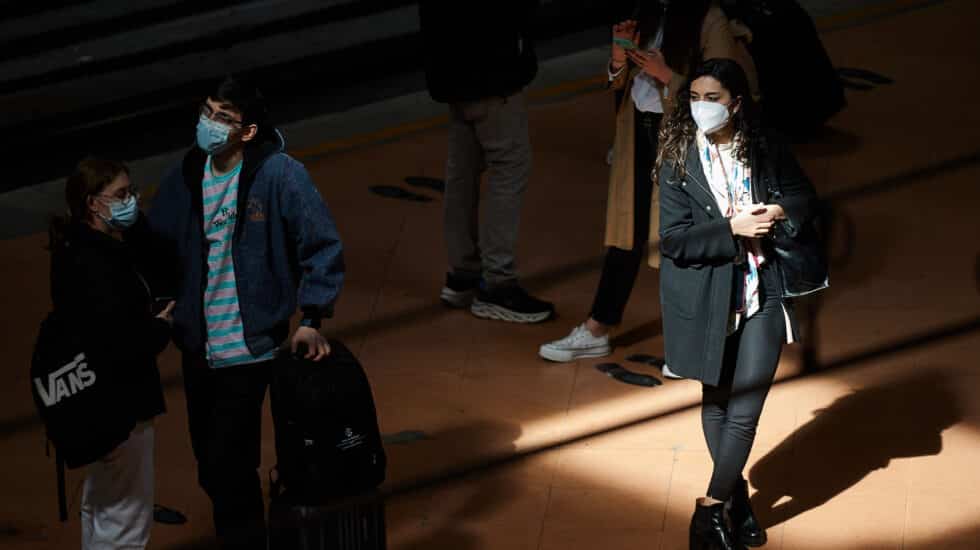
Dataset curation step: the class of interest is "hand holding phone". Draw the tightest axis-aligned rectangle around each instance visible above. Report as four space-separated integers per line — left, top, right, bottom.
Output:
612 20 639 63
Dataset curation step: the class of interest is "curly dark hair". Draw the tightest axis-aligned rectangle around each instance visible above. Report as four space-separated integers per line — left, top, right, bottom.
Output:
654 57 761 181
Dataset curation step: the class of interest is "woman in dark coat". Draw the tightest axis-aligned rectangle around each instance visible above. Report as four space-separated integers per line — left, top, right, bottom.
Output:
655 58 822 549
540 0 759 373
49 158 174 549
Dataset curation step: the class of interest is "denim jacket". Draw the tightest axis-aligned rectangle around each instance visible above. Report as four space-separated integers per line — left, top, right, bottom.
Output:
148 130 344 358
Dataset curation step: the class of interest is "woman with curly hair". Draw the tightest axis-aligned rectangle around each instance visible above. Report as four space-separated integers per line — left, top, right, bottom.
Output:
540 0 758 370
656 57 822 549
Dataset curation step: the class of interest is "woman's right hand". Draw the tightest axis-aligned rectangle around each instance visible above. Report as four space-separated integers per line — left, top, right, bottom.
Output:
612 20 638 67
155 301 176 325
730 206 774 238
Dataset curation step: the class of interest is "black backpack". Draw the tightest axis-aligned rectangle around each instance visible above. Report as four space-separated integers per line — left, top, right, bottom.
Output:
30 311 132 469
270 340 387 504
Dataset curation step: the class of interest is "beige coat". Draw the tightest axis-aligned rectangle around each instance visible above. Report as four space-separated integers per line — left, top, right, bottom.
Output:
604 4 759 268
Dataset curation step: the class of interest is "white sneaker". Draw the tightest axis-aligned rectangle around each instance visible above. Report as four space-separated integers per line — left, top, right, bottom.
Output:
662 364 684 380
539 324 612 363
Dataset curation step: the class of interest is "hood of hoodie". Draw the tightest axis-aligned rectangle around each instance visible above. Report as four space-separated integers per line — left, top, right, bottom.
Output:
181 128 286 194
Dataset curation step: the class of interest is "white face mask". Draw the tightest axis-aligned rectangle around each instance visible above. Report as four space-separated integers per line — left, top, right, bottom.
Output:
690 100 731 135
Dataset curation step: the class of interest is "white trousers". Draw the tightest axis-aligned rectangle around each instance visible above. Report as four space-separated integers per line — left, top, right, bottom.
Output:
80 421 154 550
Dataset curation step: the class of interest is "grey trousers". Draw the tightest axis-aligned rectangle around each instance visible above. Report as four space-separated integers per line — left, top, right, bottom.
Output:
444 91 531 289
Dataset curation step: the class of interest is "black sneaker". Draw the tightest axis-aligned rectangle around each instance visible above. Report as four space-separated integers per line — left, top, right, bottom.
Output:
440 272 480 308
471 285 554 323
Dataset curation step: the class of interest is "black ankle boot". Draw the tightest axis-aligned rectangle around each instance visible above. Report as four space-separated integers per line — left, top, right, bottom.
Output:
689 500 743 550
730 479 767 547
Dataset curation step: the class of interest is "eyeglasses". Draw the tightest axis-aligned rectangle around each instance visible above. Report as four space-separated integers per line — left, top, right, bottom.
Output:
200 103 243 128
97 187 140 202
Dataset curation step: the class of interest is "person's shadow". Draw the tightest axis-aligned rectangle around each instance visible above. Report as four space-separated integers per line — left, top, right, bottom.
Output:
748 368 962 527
387 420 523 550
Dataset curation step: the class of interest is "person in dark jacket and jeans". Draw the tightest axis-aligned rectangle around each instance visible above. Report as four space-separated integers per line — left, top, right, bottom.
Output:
419 0 554 323
655 59 820 549
49 158 174 549
148 76 344 548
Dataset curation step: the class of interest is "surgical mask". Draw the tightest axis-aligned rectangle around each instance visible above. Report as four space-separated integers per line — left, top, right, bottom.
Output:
196 115 233 154
690 100 731 135
98 195 139 230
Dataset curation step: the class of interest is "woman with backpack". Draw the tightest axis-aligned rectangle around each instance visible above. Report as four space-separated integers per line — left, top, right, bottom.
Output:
539 0 758 370
656 58 825 548
47 158 173 549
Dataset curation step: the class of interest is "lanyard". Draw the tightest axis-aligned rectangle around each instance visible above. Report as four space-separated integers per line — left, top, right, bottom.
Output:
714 145 735 217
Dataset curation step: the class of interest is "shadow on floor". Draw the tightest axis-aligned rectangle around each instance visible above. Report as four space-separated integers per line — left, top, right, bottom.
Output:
0 254 607 442
825 149 980 203
611 318 663 349
794 125 863 158
749 367 963 528
386 420 523 550
919 521 980 549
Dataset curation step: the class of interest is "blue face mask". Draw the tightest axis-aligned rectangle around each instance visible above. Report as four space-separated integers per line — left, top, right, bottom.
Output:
196 115 233 154
99 195 139 230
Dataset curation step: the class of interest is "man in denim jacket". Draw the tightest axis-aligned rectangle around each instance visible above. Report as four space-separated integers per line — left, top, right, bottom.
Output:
148 75 343 548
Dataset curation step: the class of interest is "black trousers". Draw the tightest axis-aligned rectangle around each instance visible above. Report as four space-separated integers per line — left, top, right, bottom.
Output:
183 355 278 550
701 285 786 501
590 109 662 326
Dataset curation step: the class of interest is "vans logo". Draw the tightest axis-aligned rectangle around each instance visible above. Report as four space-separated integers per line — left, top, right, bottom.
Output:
34 353 96 407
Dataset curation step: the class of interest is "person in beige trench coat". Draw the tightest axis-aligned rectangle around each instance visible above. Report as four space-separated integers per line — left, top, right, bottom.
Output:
539 0 758 367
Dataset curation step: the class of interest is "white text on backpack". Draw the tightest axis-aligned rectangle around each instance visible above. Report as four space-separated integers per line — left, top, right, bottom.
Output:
34 353 96 407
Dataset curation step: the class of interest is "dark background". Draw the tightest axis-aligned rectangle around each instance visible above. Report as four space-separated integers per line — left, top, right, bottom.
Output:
0 0 638 192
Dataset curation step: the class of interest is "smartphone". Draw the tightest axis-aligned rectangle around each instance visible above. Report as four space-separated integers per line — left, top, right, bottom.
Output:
613 37 637 50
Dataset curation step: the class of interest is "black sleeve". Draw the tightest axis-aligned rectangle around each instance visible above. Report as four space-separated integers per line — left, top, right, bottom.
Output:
658 165 740 265
128 213 177 299
71 253 171 360
769 138 819 238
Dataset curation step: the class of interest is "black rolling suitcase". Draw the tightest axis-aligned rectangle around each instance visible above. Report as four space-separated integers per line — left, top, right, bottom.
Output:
268 339 387 549
268 488 386 550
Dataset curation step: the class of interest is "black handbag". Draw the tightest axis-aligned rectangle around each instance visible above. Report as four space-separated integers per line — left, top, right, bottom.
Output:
770 211 830 298
755 133 830 298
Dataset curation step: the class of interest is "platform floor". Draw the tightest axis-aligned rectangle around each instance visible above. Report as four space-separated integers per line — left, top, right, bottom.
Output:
1 1 978 548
